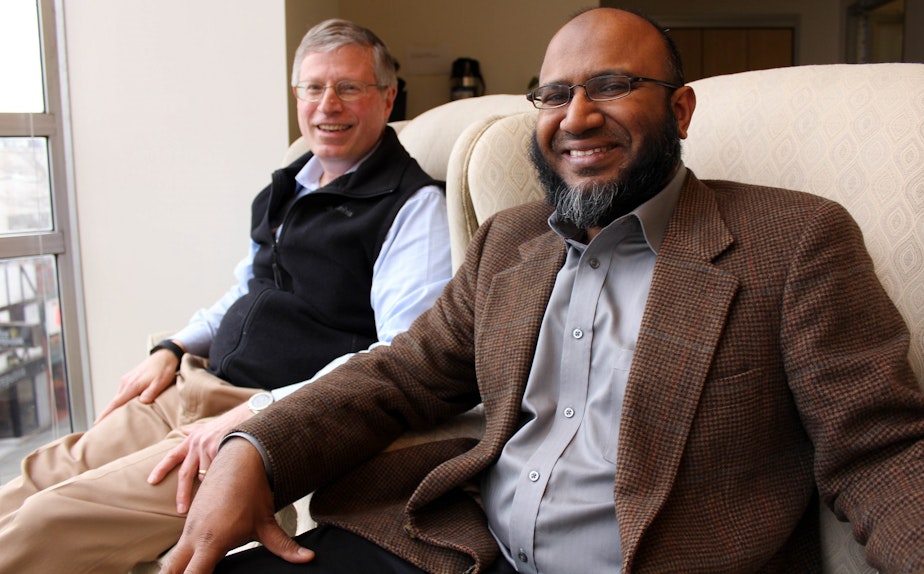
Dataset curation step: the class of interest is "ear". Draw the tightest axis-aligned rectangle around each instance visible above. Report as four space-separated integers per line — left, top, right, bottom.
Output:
382 85 398 120
671 86 696 139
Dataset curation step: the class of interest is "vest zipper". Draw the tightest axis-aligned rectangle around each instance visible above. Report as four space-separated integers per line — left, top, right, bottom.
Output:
272 239 283 288
272 192 299 289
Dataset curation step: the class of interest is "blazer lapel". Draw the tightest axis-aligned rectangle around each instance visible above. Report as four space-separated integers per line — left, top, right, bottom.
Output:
615 175 740 569
409 228 566 512
476 230 566 435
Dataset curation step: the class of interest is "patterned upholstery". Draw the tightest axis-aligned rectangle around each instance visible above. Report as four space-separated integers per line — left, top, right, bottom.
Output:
444 64 924 574
446 107 541 269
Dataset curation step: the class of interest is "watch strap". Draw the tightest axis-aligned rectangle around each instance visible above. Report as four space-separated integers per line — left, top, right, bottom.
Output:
150 339 184 366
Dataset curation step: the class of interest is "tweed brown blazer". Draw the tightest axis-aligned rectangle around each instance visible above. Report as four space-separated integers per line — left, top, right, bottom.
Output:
238 171 924 574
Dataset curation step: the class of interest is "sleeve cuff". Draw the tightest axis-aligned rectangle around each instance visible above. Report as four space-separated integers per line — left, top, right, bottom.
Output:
221 431 274 489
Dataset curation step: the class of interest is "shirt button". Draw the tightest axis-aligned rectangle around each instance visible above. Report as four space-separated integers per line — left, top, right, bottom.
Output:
588 258 600 269
563 407 575 418
572 328 583 339
518 550 529 563
528 470 540 482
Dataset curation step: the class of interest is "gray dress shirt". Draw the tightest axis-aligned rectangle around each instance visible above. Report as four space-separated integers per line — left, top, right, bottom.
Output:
481 166 685 573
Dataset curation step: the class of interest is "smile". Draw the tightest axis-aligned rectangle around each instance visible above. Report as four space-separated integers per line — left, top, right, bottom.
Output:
317 124 351 132
568 147 609 157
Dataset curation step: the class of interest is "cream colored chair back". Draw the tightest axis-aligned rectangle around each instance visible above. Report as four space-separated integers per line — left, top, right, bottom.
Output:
445 64 924 574
446 110 540 269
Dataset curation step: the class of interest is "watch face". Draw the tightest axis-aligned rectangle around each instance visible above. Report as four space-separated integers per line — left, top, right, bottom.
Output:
250 392 273 411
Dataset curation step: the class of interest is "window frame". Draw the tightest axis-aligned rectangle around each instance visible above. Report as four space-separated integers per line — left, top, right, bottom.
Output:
0 0 91 431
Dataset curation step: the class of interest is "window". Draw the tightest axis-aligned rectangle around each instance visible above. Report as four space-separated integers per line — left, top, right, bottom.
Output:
0 0 89 482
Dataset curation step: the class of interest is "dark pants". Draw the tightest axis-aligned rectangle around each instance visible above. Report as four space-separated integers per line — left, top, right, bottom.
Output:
215 525 517 574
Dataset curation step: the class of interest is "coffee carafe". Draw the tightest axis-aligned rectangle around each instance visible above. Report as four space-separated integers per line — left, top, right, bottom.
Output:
450 57 485 100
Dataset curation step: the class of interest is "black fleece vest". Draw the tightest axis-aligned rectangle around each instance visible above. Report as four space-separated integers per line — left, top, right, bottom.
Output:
208 127 441 389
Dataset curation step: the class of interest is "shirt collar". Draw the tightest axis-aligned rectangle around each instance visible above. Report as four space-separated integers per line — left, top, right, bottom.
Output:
548 162 686 254
293 139 382 193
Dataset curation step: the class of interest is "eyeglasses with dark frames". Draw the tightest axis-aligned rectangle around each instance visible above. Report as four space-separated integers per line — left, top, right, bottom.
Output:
293 80 387 103
526 74 680 109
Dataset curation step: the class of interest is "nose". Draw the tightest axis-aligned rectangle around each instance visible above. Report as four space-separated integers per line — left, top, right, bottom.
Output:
316 86 343 113
560 86 605 135
559 86 604 135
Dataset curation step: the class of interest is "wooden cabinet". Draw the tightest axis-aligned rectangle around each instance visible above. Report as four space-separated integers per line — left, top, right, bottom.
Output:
669 27 794 82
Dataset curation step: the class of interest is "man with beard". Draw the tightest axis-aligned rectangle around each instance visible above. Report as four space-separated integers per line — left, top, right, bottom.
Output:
164 8 924 574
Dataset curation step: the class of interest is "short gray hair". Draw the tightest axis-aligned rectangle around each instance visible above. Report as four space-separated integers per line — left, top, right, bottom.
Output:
291 19 398 88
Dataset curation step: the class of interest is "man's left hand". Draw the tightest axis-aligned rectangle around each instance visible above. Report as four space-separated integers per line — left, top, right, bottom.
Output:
158 438 315 574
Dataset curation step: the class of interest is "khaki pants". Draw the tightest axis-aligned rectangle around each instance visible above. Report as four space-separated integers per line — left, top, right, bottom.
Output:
0 355 257 574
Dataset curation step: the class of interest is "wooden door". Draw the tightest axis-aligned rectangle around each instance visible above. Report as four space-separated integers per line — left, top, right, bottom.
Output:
669 27 794 82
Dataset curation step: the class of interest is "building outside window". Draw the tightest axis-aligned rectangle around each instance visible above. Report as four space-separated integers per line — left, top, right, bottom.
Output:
0 0 89 482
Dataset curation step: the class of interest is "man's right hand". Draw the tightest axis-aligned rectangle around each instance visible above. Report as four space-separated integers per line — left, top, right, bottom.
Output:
94 348 180 423
159 438 315 573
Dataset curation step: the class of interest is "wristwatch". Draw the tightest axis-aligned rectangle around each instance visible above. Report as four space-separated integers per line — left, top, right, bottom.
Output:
247 391 275 414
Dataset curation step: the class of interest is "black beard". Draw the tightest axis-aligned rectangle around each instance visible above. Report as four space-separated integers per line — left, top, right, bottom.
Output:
529 106 681 230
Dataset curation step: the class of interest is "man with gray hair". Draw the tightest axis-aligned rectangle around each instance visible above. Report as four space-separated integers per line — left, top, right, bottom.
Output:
0 19 451 573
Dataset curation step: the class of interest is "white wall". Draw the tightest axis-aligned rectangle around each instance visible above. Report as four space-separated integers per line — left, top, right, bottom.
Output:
62 0 289 416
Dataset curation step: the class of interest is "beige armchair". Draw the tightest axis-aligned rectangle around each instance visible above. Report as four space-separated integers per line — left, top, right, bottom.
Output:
443 64 924 573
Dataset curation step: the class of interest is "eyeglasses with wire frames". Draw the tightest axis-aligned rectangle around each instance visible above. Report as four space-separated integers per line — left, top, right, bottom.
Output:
526 74 680 109
293 79 388 103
